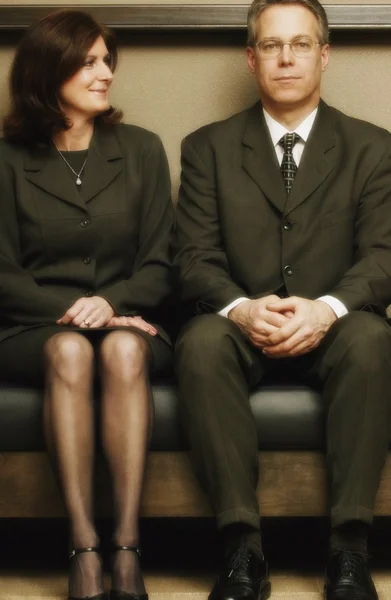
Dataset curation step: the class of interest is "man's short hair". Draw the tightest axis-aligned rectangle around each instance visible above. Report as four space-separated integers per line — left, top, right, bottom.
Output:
247 0 330 47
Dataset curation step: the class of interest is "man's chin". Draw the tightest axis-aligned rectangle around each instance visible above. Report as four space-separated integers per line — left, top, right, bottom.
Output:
273 92 305 105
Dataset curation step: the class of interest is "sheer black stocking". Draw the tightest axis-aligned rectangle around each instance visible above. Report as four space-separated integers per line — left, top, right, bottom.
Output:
68 550 104 599
99 331 153 596
43 332 104 599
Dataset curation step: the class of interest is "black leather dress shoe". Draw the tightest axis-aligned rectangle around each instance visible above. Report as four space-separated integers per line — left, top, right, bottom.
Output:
325 550 378 600
209 544 271 600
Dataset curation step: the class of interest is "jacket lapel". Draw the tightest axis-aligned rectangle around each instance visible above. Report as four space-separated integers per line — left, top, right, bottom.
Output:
242 102 287 213
24 145 86 210
23 124 124 208
284 100 336 216
80 124 124 203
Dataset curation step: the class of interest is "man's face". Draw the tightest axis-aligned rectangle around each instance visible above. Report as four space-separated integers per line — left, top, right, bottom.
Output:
247 4 329 113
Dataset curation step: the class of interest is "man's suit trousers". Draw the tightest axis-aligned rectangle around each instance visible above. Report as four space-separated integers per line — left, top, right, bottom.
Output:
175 311 391 530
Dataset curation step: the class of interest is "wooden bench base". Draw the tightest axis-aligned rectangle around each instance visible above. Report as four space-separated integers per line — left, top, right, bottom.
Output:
2 451 391 518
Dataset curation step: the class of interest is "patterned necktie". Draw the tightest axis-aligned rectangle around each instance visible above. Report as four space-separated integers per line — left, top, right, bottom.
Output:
279 133 300 195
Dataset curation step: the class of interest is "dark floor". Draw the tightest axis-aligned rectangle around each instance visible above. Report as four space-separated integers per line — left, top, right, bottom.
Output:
1 516 391 570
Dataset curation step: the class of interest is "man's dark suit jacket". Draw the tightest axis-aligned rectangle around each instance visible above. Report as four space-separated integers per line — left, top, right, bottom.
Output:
0 123 174 345
173 100 391 317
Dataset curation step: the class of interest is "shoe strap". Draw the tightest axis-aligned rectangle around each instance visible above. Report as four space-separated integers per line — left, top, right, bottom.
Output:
69 546 100 559
112 545 141 558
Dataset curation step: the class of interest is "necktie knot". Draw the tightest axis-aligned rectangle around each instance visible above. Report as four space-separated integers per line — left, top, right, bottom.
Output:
279 133 300 195
278 132 300 152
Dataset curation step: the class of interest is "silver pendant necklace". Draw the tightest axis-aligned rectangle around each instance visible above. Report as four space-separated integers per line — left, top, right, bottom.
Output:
54 142 88 186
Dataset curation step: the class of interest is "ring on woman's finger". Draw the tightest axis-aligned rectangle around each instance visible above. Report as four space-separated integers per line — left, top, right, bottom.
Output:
84 320 91 327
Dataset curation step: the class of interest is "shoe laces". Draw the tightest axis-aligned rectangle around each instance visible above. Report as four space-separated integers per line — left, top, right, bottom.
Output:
337 550 367 580
228 544 251 580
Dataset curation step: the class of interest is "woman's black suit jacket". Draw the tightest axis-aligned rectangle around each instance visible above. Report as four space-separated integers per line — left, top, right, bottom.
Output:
0 123 174 346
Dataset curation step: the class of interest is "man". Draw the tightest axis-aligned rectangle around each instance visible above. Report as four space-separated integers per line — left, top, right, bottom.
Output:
173 1 391 599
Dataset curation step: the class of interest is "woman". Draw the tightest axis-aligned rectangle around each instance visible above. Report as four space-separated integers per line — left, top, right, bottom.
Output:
0 10 173 600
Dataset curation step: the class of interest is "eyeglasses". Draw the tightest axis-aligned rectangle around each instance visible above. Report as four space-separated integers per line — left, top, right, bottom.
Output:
254 38 322 58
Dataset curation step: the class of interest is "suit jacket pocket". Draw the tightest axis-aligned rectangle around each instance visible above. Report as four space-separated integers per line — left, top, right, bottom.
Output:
320 207 354 229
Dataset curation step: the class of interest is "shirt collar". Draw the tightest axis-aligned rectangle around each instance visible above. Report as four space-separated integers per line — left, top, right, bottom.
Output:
263 106 318 148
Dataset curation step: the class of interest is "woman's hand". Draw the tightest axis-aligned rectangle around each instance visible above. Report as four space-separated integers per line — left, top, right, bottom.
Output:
106 315 158 336
57 296 115 328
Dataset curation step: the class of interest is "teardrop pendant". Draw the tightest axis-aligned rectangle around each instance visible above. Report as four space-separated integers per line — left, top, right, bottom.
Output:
76 177 82 186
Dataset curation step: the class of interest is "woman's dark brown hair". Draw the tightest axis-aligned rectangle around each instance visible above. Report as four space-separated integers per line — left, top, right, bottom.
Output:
3 9 122 146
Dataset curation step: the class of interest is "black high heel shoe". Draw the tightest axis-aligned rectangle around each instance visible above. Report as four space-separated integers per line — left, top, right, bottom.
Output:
68 546 107 600
109 545 148 600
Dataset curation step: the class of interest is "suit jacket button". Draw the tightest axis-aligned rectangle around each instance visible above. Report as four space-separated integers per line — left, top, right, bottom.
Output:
284 265 293 276
283 220 293 231
85 290 93 297
80 219 90 228
83 257 91 264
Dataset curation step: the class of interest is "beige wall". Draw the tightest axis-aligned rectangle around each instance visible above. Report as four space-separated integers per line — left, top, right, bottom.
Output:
0 4 390 197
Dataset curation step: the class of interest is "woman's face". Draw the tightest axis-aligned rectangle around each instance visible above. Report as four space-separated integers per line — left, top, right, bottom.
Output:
58 36 114 122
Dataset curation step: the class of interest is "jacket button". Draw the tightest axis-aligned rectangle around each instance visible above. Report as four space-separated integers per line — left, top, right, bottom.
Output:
80 219 90 228
283 220 293 231
85 290 93 297
284 265 293 276
83 257 91 264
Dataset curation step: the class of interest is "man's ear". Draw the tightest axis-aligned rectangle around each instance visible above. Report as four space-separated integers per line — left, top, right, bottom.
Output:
321 43 330 72
246 46 256 75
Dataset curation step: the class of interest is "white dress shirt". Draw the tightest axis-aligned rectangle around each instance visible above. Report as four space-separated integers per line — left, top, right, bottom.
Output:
218 107 348 319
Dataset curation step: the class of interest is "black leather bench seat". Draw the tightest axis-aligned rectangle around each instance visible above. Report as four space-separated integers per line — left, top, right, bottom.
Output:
0 383 324 452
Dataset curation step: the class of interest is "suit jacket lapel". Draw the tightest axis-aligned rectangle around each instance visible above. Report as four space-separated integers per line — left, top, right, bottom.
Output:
285 100 336 216
24 144 86 210
80 124 124 203
23 124 124 209
242 102 287 213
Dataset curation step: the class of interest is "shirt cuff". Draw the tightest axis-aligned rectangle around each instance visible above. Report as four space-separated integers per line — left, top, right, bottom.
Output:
317 295 348 319
218 297 249 318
